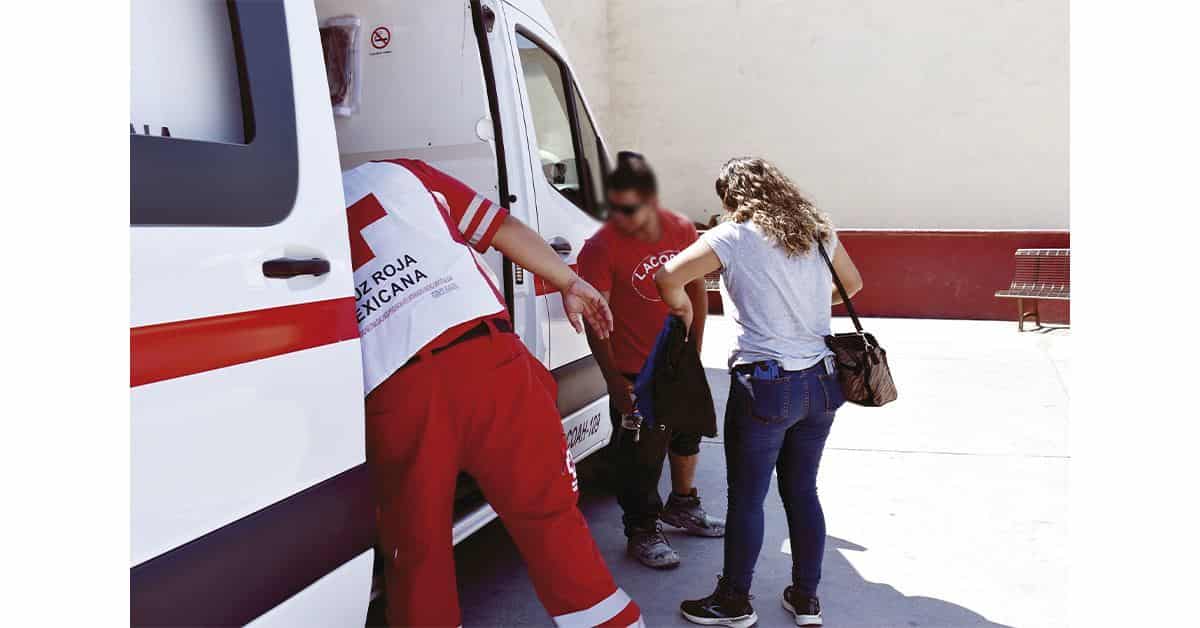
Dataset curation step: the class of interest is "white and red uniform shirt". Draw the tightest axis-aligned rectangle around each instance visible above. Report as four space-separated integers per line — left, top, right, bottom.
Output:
341 159 509 395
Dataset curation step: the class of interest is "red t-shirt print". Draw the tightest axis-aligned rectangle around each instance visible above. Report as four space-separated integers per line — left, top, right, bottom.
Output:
577 209 699 375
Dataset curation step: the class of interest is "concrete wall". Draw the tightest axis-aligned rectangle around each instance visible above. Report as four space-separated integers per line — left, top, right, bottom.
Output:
544 0 1068 230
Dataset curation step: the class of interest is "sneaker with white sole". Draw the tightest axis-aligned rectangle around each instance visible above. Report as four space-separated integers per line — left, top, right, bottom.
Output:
680 576 757 628
627 523 680 569
661 489 726 537
782 586 821 626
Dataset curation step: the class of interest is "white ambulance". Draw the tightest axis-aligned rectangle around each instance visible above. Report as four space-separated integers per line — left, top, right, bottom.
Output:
131 0 613 624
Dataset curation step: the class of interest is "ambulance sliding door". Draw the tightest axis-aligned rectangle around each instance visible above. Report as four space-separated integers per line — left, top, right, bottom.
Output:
315 0 549 361
131 1 370 625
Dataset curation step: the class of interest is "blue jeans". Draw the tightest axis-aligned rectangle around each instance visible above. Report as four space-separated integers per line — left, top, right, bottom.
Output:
722 361 844 595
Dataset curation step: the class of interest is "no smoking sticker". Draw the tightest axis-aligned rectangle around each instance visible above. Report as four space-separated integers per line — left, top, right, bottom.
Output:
370 26 390 48
368 25 392 56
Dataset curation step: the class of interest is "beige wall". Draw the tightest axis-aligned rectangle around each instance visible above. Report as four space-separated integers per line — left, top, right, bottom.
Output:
541 0 610 131
544 0 1068 229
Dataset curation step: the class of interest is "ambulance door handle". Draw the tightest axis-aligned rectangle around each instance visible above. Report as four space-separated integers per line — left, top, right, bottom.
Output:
262 257 331 278
547 237 572 257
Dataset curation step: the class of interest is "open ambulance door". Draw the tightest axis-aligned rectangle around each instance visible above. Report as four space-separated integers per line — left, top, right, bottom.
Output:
480 1 615 466
314 0 557 547
315 0 550 364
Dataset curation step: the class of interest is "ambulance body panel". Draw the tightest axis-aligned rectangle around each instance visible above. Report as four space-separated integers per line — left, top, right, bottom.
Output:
131 0 613 624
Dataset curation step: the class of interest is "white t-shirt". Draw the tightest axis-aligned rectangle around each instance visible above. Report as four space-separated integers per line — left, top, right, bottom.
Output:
702 220 838 371
342 159 508 395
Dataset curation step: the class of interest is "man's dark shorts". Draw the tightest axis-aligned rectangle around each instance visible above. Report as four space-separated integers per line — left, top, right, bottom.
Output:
609 373 701 533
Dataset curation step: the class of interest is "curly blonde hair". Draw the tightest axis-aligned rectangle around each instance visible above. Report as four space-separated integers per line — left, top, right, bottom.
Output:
714 157 834 257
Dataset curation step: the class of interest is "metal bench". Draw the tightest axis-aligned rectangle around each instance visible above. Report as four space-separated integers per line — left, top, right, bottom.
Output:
995 248 1070 331
703 270 723 314
704 270 721 292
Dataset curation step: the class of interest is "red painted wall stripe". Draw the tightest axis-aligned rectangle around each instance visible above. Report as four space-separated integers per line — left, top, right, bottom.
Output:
131 297 360 387
706 230 1069 323
834 230 1069 322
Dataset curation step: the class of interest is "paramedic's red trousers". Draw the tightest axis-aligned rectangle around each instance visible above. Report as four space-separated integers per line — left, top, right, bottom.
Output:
366 328 642 627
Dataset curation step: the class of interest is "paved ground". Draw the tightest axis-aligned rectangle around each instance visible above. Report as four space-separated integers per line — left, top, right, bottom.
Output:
454 316 1068 627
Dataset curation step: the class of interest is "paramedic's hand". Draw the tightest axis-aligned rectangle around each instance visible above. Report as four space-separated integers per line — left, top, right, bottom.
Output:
490 216 613 338
607 376 636 416
563 275 614 339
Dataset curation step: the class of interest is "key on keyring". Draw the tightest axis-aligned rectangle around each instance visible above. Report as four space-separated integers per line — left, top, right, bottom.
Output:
621 412 643 442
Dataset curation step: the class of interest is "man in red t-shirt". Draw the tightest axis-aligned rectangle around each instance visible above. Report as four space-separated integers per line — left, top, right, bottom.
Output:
578 152 726 569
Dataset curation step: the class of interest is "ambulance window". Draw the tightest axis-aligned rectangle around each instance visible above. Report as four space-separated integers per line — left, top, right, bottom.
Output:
515 33 603 220
572 86 607 215
130 0 299 226
131 0 245 143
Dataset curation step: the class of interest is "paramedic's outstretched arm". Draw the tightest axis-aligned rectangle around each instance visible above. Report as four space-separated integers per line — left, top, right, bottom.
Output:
656 240 722 332
830 245 864 305
492 215 614 338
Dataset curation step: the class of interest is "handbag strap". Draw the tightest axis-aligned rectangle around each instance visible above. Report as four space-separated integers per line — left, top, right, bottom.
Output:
817 239 865 335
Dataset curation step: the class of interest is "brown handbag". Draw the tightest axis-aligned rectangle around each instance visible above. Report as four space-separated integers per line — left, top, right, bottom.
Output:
817 242 898 407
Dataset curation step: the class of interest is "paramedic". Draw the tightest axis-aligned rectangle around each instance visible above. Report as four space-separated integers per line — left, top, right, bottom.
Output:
578 151 726 570
344 159 643 627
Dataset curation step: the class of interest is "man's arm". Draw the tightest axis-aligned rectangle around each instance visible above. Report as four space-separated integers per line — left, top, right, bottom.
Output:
575 237 634 414
583 292 636 416
684 278 707 353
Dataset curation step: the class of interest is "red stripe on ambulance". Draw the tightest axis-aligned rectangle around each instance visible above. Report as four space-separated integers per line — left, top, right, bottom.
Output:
130 297 359 387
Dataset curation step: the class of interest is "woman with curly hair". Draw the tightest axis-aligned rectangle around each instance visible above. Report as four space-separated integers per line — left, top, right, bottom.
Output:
655 157 863 627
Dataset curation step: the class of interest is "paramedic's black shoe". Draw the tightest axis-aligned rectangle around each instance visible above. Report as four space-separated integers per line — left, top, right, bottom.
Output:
661 489 726 537
680 577 757 628
782 586 822 626
627 523 680 569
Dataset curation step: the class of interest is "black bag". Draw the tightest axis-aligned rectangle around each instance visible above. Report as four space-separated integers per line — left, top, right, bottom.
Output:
648 316 718 437
817 242 898 407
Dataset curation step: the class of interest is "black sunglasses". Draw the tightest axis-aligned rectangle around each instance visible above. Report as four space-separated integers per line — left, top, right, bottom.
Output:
608 201 644 216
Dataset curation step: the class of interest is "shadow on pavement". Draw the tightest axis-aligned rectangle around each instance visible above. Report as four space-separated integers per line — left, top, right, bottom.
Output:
808 536 1014 628
447 365 1011 626
450 498 1010 627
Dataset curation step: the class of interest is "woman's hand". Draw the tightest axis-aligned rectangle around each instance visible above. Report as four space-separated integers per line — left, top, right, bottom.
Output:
563 275 614 339
667 298 694 330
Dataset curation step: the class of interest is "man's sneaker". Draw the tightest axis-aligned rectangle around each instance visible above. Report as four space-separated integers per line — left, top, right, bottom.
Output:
627 524 680 569
661 489 726 537
680 576 757 628
782 586 822 626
